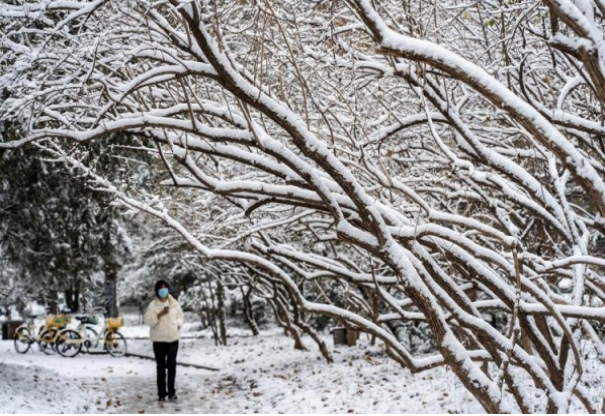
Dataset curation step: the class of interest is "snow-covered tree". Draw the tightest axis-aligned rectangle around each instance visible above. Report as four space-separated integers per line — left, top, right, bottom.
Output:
0 141 115 312
0 124 151 314
4 0 605 412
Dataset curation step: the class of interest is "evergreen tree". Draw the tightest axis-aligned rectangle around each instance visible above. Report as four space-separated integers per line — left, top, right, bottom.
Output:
0 143 112 312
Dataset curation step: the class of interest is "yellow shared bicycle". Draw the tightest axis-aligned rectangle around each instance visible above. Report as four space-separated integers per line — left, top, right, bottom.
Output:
14 314 71 355
55 316 127 358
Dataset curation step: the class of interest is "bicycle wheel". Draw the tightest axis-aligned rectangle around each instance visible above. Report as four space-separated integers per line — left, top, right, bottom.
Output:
38 328 58 355
55 329 83 358
104 331 127 357
84 326 98 350
14 327 32 354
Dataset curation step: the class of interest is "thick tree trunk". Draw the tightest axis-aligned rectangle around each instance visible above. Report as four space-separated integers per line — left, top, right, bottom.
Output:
206 308 220 346
48 290 59 315
271 295 306 351
64 281 80 313
241 286 259 336
104 263 119 318
217 281 227 346
291 301 332 363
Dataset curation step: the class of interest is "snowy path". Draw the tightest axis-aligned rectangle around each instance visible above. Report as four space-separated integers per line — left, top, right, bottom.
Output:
20 325 598 413
0 340 226 413
2 320 604 413
82 371 226 414
1 333 484 414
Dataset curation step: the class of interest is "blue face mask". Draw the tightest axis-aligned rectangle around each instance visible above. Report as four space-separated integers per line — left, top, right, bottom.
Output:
158 288 169 298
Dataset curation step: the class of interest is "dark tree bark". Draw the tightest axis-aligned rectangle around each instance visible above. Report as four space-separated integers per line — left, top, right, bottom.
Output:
64 283 80 313
104 263 119 318
241 286 259 336
217 281 227 346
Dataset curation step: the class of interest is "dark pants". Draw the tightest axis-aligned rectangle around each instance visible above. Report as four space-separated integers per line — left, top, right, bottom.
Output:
153 341 179 398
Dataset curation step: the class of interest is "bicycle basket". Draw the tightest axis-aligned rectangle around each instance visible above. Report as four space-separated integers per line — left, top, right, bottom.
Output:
106 317 124 329
45 314 72 328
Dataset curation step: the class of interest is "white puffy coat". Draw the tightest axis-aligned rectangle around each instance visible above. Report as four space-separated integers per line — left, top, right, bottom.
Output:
144 294 184 343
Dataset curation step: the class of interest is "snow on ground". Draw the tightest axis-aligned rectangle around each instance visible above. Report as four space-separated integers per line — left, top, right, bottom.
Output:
144 333 485 414
0 361 103 413
0 319 483 414
1 317 604 413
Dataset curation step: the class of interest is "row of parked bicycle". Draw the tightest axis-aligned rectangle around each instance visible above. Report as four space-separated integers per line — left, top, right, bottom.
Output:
13 312 127 358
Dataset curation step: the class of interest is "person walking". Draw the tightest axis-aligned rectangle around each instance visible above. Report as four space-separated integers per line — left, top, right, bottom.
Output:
144 279 184 402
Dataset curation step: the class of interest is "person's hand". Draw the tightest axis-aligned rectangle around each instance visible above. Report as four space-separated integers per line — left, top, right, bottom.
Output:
157 308 169 319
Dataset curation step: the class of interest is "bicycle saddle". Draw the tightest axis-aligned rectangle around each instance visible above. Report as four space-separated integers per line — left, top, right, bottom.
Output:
75 315 99 325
